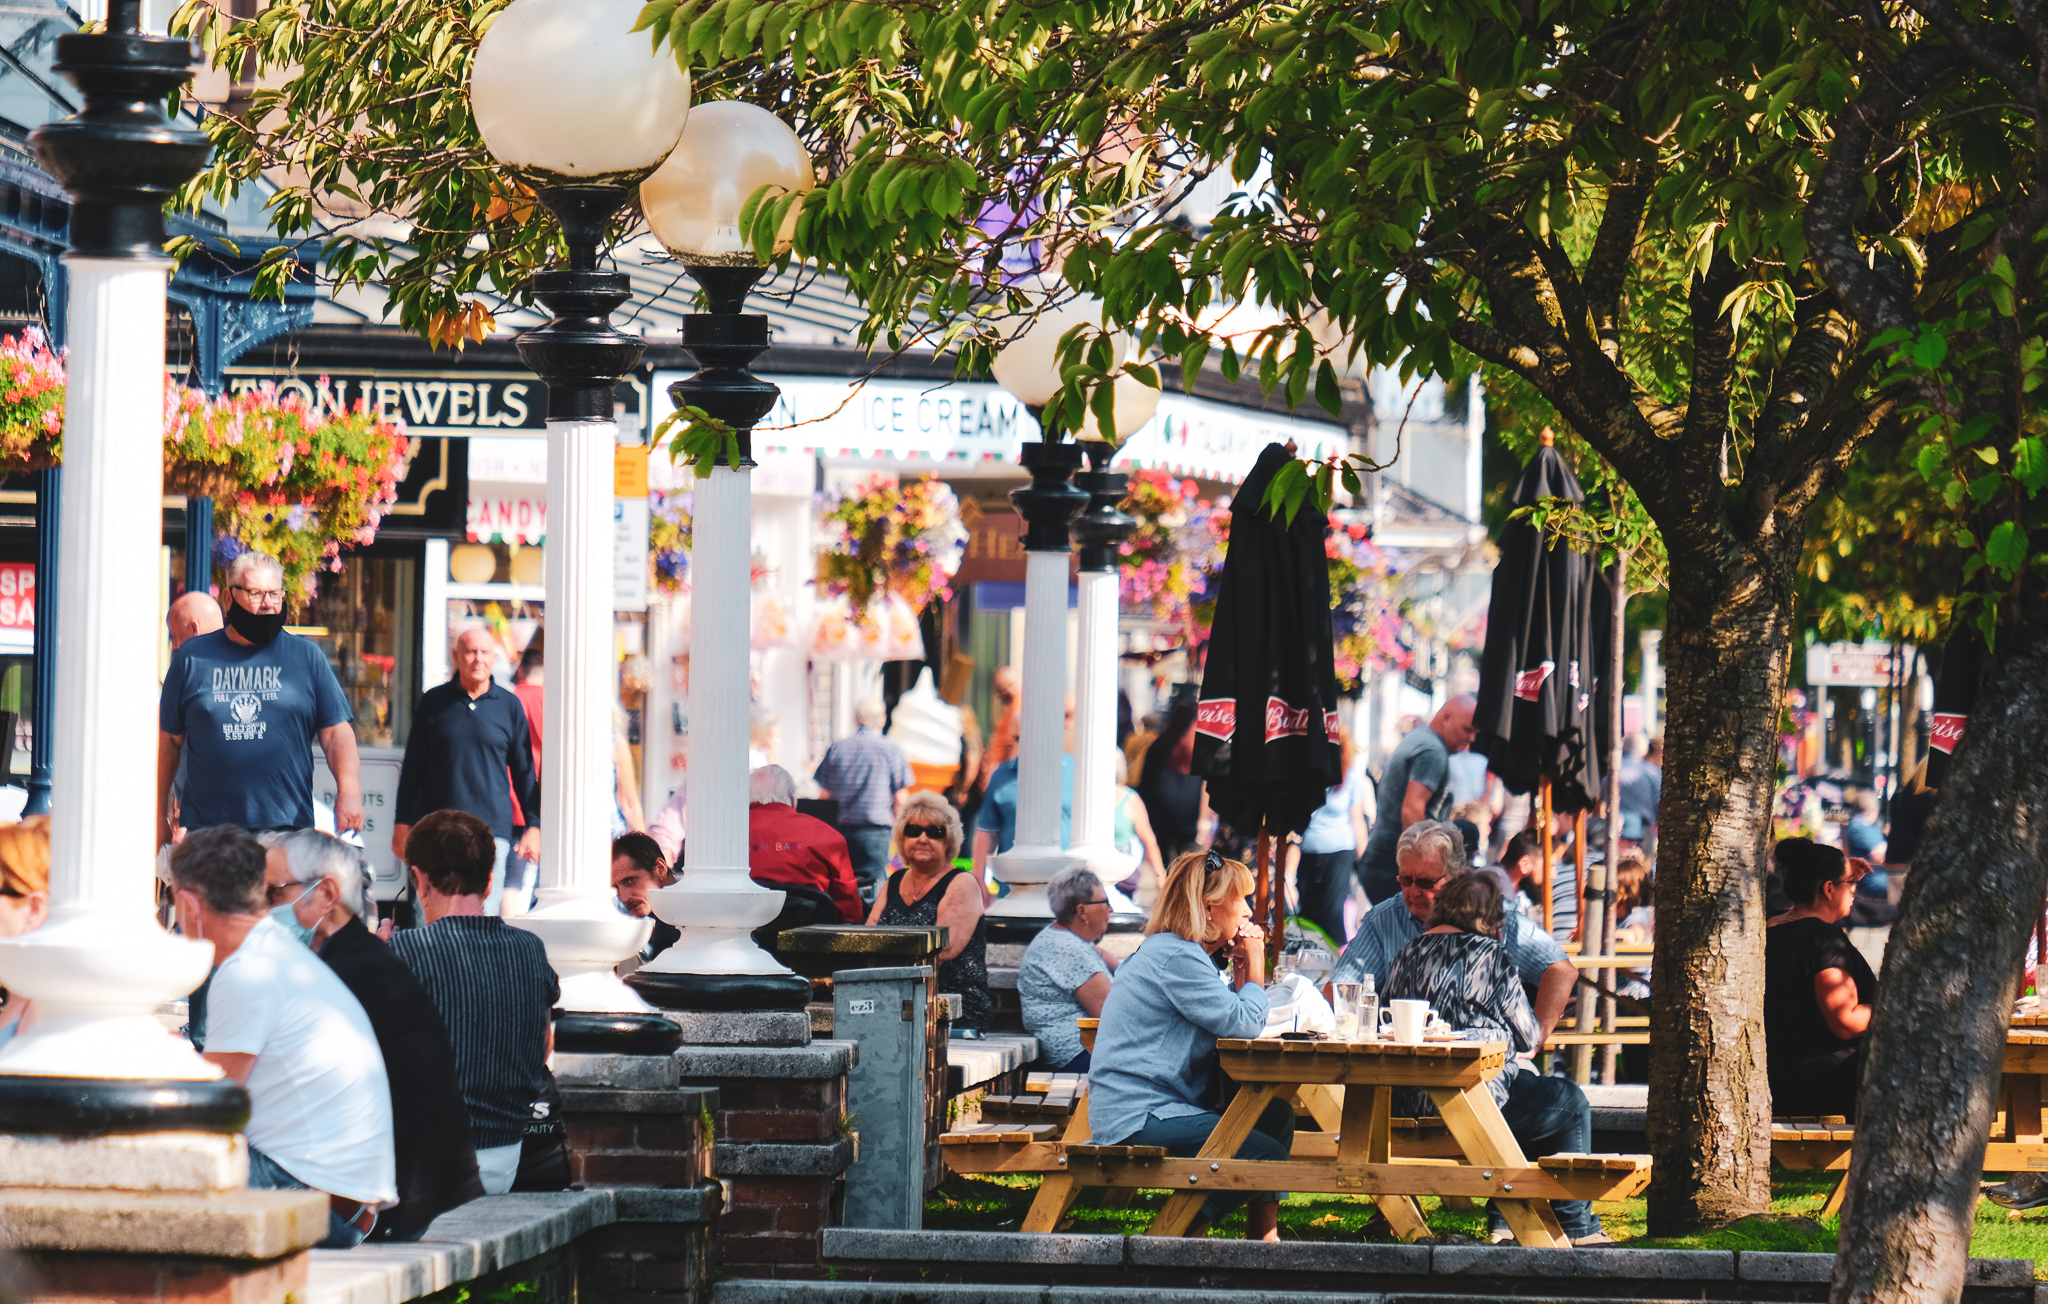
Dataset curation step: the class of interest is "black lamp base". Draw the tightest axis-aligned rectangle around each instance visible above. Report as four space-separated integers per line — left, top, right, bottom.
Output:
0 1075 250 1136
551 1011 685 1056
623 970 814 1013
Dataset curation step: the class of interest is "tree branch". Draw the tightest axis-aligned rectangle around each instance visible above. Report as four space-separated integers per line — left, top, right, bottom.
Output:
1582 161 1656 357
1903 2 2035 105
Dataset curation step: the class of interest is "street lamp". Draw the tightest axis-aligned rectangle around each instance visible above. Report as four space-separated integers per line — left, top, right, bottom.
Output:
472 0 691 1047
1066 372 1159 880
983 285 1119 918
627 100 815 1013
0 0 234 1122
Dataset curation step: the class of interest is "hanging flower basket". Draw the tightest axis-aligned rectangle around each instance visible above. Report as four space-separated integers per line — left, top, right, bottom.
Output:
1326 525 1413 690
0 330 413 607
649 488 692 596
815 473 968 615
1119 468 1230 645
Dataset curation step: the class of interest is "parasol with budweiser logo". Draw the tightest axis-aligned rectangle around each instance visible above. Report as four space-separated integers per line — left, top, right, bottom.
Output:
1191 443 1343 958
1472 430 1612 935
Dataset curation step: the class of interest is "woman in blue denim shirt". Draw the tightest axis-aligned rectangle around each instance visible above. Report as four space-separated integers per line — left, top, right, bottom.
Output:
1088 847 1291 1239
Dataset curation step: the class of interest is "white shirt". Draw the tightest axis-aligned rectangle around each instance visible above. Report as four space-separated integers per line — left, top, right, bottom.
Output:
206 916 396 1204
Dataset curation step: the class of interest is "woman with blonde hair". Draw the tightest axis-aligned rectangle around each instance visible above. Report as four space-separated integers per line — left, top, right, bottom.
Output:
0 815 51 1046
866 791 991 1031
1087 847 1290 1239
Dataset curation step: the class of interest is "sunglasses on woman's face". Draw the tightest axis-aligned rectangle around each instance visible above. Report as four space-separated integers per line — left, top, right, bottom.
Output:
902 823 947 841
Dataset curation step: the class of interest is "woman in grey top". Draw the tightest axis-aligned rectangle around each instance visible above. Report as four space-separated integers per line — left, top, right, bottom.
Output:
1019 867 1117 1070
1088 848 1290 1240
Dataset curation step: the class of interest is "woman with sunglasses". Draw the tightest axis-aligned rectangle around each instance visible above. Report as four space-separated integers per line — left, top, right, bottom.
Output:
0 816 49 1048
866 793 991 1032
1088 847 1290 1240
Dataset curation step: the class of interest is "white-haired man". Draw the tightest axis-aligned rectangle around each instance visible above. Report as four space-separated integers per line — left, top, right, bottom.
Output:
262 829 483 1238
158 550 362 842
748 765 863 923
392 625 542 914
1333 819 1578 1044
812 697 911 907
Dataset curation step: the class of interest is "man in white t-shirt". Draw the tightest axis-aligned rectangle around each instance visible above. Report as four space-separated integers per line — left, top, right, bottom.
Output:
169 824 396 1247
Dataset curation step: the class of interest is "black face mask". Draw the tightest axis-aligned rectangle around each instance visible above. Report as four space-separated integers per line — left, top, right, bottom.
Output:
225 599 287 647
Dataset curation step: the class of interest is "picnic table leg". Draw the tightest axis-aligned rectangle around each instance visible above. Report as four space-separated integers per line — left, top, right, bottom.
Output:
1020 1096 1094 1233
1293 1082 1345 1133
1429 1085 1570 1249
2010 1072 2044 1144
1820 1171 1851 1220
1144 1083 1281 1237
1341 1083 1429 1241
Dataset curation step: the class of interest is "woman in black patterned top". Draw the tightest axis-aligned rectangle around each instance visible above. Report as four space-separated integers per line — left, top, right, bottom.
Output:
1384 872 1609 1246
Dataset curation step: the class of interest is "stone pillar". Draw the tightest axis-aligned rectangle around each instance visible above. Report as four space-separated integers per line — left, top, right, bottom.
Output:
988 438 1089 919
0 1131 326 1304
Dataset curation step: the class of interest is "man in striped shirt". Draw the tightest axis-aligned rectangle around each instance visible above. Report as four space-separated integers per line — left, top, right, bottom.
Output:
391 809 557 1195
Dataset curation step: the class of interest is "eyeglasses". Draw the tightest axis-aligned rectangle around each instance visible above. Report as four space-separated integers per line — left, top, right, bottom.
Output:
1396 874 1446 891
902 823 947 842
265 878 315 905
232 584 286 611
1079 897 1110 908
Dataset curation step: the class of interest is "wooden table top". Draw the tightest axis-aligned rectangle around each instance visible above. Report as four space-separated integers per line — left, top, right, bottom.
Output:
1216 1036 1509 1089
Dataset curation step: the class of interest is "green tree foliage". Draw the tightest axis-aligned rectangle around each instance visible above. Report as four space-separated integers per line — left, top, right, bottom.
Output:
174 0 2039 1256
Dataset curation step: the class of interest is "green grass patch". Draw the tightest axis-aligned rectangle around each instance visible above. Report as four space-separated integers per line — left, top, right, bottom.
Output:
927 1168 2048 1275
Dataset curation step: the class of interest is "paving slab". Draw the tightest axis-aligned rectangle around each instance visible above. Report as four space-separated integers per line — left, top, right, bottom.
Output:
0 1130 247 1191
559 1084 719 1114
612 1183 722 1222
1428 1245 1732 1280
718 1136 858 1176
1125 1237 1428 1275
676 1040 854 1079
822 1227 1123 1266
0 1186 327 1258
667 1009 811 1046
552 1051 681 1089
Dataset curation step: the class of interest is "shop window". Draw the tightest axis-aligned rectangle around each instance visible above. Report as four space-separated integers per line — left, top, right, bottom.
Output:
299 556 417 750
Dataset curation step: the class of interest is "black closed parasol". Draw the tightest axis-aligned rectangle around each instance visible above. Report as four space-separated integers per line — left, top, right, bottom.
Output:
1473 431 1612 936
1192 443 1343 954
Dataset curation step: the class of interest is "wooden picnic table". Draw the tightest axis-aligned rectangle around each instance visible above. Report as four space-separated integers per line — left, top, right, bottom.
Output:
1773 1020 2048 1216
954 1032 1650 1244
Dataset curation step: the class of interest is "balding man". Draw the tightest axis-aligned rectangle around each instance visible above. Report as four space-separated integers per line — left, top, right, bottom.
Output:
393 626 541 914
168 591 223 650
813 697 911 907
1355 694 1476 904
1334 820 1577 1045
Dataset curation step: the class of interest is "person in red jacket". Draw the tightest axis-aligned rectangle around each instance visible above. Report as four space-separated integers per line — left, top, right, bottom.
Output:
749 765 863 924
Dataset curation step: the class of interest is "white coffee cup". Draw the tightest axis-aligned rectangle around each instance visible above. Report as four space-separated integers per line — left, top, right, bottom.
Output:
1380 998 1431 1045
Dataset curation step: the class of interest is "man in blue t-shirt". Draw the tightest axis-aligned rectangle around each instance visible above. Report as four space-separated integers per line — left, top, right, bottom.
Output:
1356 695 1476 903
157 551 363 841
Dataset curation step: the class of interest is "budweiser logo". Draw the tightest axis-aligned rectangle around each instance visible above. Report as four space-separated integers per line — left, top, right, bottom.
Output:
1514 661 1555 702
1930 712 1967 754
1265 697 1315 741
1195 699 1236 740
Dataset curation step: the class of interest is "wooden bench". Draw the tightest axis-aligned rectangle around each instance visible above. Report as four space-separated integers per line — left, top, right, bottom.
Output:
980 1093 1080 1122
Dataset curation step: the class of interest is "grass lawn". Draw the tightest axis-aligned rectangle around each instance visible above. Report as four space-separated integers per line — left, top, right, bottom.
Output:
926 1169 2048 1275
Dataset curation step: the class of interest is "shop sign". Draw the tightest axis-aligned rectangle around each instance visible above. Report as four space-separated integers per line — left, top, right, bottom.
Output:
614 496 649 612
312 753 402 881
469 496 546 544
223 369 547 434
1805 641 1895 687
0 562 32 630
650 371 1354 483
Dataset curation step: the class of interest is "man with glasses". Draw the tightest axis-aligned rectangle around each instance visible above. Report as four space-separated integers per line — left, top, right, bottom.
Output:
157 550 364 844
1020 866 1118 1071
1333 819 1578 1044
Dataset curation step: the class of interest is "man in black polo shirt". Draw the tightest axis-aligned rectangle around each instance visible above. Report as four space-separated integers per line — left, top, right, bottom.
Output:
390 809 557 1197
394 626 541 915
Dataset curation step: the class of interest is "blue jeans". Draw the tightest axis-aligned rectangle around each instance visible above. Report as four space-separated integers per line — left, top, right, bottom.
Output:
1488 1071 1601 1239
842 824 893 906
1124 1095 1296 1223
480 837 511 915
247 1144 376 1248
1295 849 1355 944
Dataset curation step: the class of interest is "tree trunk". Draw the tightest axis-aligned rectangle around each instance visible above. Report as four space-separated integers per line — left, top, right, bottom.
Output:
1831 609 2048 1304
1644 538 1793 1232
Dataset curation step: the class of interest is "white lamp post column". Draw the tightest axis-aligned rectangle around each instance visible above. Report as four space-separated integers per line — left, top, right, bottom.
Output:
468 0 691 1044
628 102 816 1012
0 1 229 1105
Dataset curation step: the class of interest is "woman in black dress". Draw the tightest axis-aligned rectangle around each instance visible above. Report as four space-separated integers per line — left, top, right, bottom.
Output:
1764 838 1877 1119
865 791 992 1031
